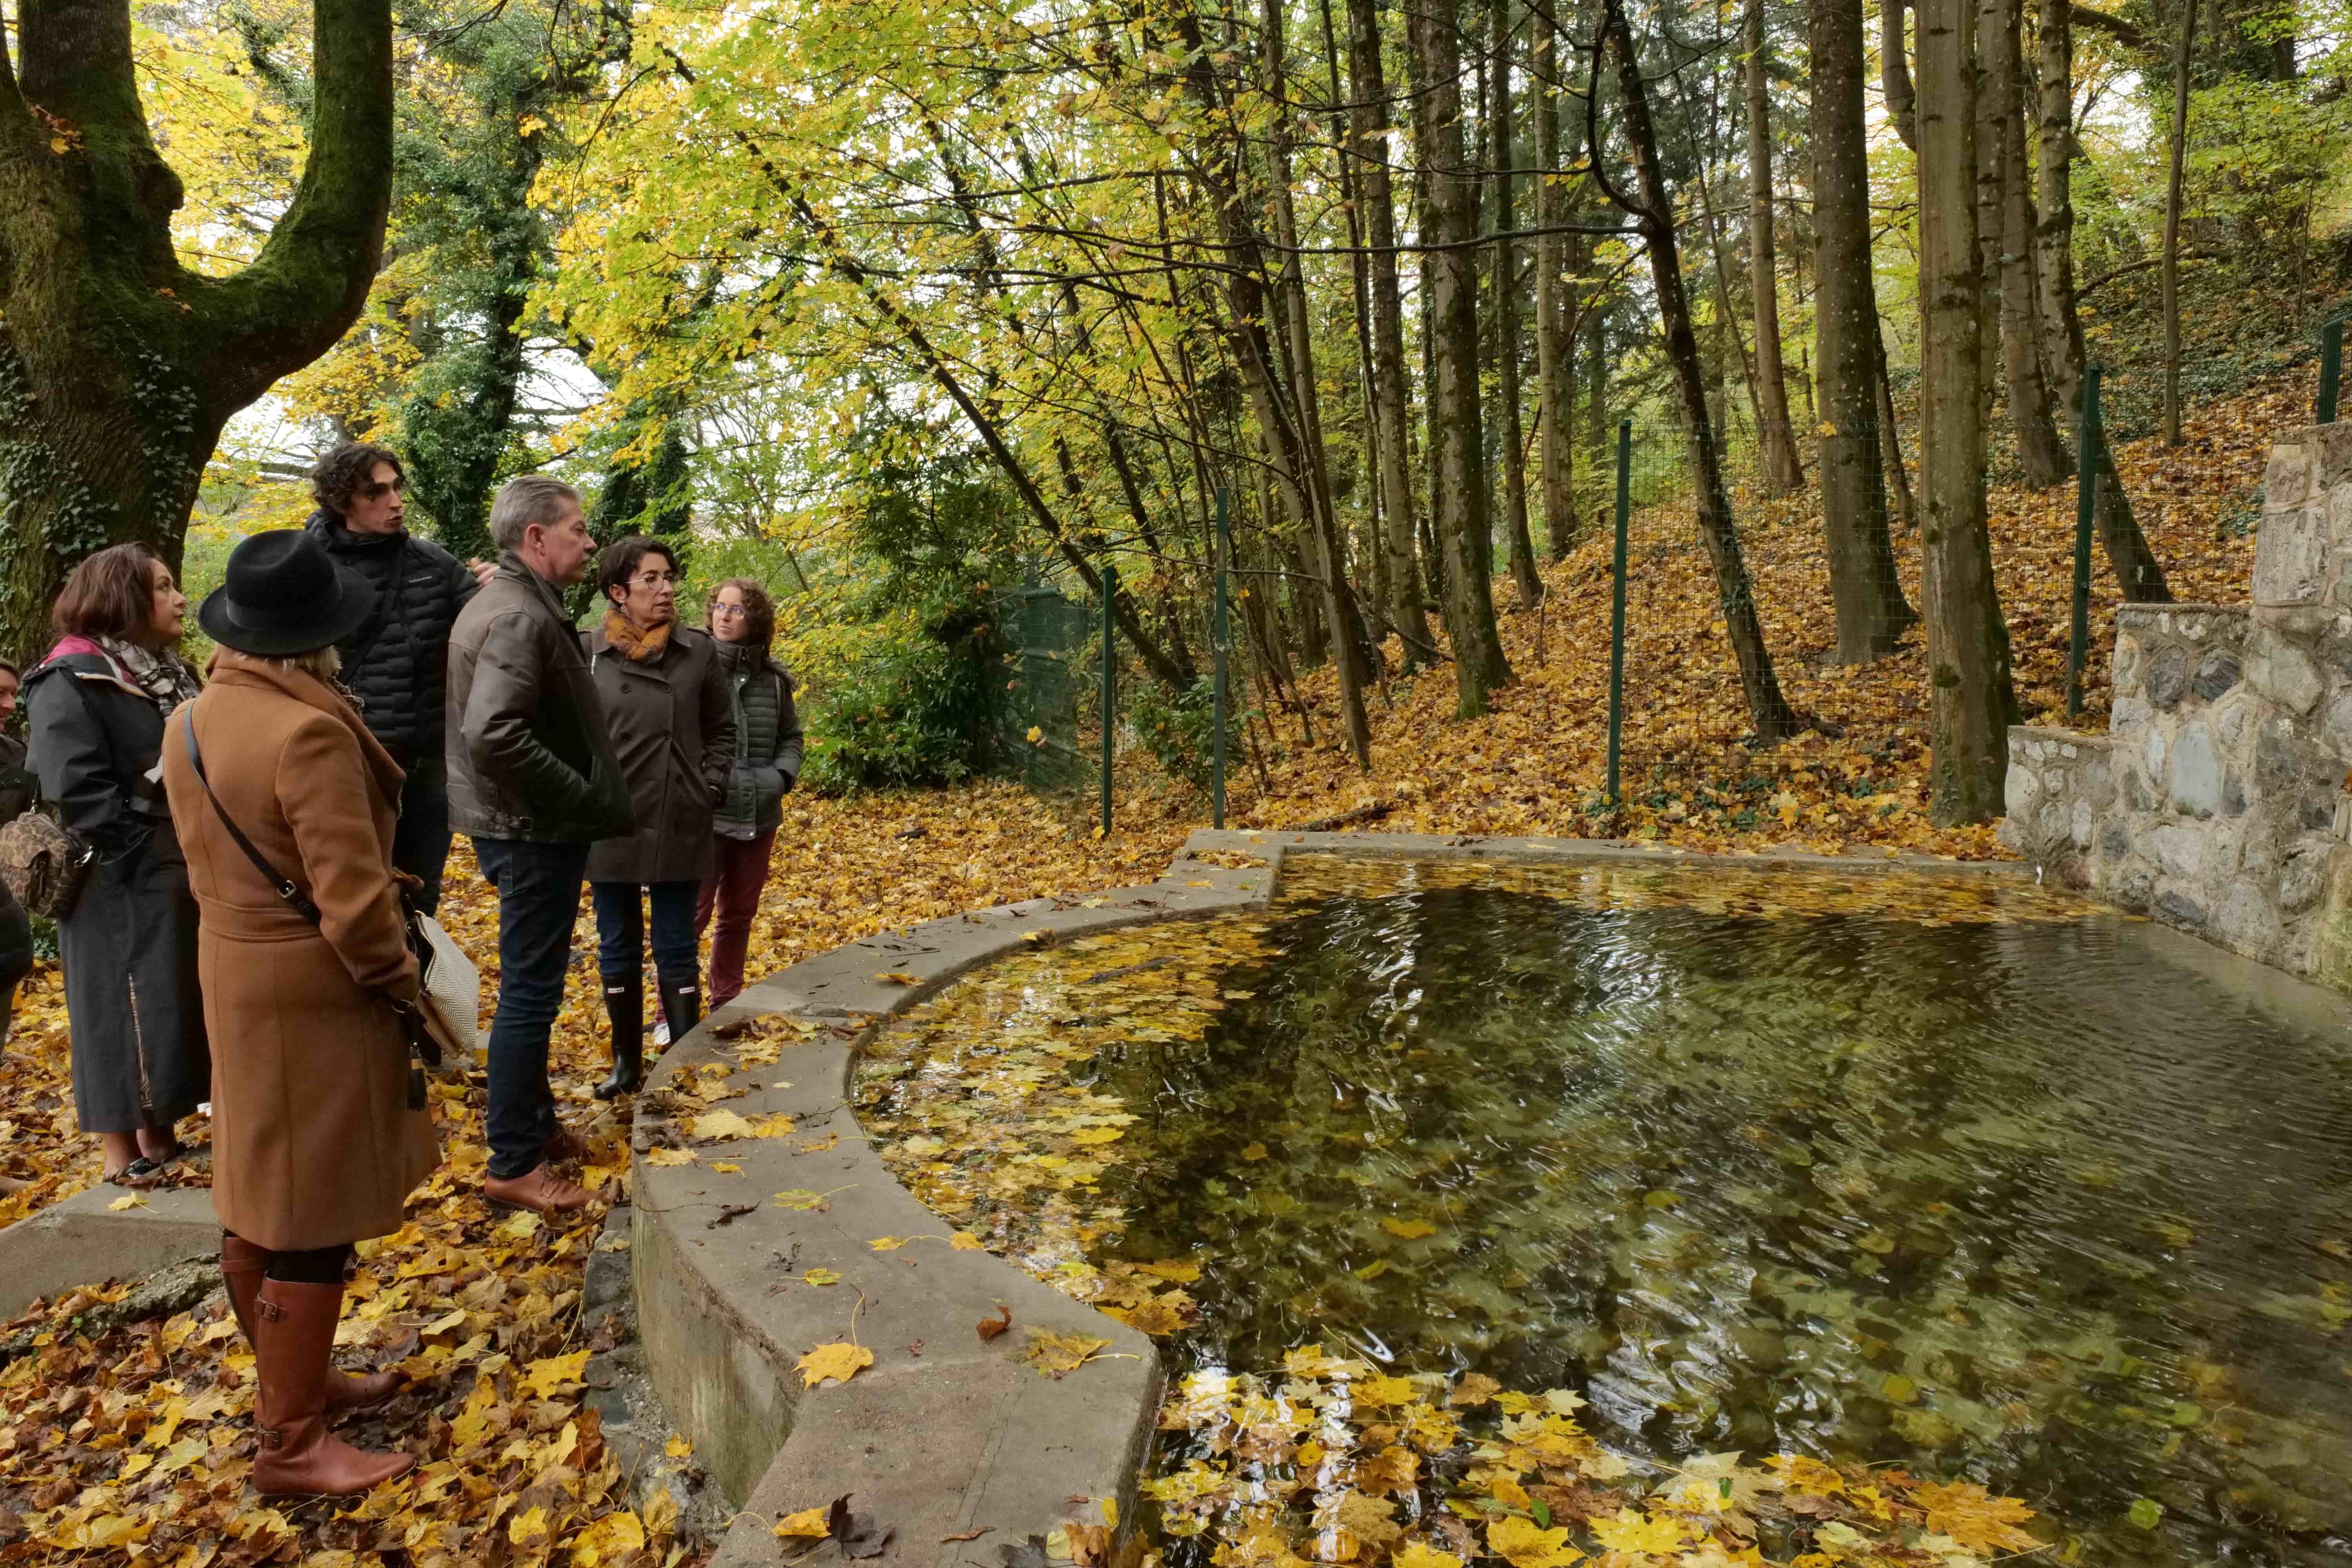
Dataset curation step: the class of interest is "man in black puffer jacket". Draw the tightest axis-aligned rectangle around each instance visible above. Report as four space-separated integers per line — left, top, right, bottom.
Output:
304 442 490 914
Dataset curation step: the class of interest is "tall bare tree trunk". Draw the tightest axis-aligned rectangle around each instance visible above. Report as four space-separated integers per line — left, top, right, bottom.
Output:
1882 0 1919 148
1916 0 2017 822
1980 0 2067 484
2162 0 2198 445
1811 0 1916 659
1490 0 1544 605
1745 0 1805 493
2033 0 2171 597
1340 0 1433 664
1602 0 1799 742
2034 0 2086 419
1534 0 1581 561
1873 321 1918 531
1410 0 1513 714
1261 0 1376 763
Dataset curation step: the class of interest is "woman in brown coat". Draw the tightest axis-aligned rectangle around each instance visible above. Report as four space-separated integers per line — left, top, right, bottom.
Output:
160 531 439 1498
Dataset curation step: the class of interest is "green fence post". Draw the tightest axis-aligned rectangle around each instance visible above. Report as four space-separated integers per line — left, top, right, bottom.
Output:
2321 319 2344 425
1100 563 1117 836
1606 420 1631 810
2068 365 2102 721
1212 488 1229 830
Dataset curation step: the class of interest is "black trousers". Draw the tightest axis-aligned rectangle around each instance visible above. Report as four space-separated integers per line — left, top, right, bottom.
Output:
0 885 33 1041
224 1229 353 1283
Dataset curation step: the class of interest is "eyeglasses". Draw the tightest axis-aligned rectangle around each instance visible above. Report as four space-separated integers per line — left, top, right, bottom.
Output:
710 603 749 619
630 571 681 589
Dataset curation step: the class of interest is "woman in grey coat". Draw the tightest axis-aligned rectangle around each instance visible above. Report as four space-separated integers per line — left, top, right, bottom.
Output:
25 544 211 1186
582 536 733 1098
696 578 802 1022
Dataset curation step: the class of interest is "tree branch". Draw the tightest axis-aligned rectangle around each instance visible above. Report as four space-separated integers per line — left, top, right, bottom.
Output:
199 0 395 416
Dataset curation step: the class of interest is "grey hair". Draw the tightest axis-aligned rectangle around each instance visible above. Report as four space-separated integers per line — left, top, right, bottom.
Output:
488 475 582 552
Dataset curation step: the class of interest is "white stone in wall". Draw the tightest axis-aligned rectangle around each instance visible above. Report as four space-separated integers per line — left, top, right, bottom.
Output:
2254 495 2332 606
2214 690 2254 751
2071 797 2093 849
2144 721 2170 791
2263 446 2312 510
2170 724 2224 817
2152 823 2205 881
2008 764 2040 807
2249 633 2324 714
2218 878 2281 953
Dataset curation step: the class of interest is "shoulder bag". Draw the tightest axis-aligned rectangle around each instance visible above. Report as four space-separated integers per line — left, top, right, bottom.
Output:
178 714 477 1109
0 676 113 920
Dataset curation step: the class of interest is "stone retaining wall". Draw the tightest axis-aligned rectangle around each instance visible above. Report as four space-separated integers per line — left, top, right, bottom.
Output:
2000 424 2352 985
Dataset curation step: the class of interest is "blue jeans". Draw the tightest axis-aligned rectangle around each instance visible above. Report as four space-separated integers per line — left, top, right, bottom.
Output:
591 880 701 992
473 837 590 1180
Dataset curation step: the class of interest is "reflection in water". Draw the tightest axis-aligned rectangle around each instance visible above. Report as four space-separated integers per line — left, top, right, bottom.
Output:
866 861 2352 1566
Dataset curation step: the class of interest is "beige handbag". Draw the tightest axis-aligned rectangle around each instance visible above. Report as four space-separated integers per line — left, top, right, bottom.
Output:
407 909 481 1071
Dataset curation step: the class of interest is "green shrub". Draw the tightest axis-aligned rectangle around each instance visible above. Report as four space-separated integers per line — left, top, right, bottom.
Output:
1128 675 1248 794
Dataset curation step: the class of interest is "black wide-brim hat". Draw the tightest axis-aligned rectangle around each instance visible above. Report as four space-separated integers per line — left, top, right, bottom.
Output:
198 528 378 657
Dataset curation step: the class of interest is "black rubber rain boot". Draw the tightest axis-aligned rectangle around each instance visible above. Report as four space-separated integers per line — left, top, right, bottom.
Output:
655 975 702 1051
595 975 644 1101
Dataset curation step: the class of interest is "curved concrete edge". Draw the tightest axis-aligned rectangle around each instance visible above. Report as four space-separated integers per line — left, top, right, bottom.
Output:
0 1183 222 1322
633 827 2030 1564
634 845 1278 1567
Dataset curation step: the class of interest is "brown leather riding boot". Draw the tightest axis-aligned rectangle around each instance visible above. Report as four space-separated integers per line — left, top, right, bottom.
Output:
250 1279 417 1497
221 1236 398 1413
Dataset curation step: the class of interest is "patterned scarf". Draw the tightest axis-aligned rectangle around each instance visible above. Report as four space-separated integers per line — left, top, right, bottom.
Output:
601 610 674 664
97 636 203 712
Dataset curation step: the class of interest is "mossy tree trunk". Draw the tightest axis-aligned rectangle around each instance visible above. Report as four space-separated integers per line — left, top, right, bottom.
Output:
0 0 392 663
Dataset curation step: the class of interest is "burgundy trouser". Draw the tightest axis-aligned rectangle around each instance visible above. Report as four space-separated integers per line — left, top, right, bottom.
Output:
696 829 778 1010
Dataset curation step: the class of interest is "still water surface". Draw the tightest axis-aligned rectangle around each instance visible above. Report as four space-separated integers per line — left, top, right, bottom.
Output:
873 859 2352 1564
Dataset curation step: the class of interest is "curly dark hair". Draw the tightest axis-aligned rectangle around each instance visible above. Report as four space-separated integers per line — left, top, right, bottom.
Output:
597 535 679 609
310 441 404 519
705 577 775 652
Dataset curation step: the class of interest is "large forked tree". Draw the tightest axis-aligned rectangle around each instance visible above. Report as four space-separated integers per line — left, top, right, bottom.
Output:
0 0 393 662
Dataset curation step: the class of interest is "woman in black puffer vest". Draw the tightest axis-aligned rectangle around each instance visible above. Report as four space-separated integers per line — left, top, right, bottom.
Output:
696 579 802 1022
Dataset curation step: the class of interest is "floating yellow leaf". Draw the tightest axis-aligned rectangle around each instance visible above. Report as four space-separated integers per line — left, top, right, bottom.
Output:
1913 1481 2041 1553
797 1341 875 1387
1240 1142 1268 1161
1135 1258 1201 1283
1069 1126 1125 1146
1380 1217 1437 1239
1394 1543 1463 1568
1588 1508 1687 1555
1487 1514 1583 1568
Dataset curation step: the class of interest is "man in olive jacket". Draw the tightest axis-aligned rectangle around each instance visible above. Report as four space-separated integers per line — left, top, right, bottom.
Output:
446 475 633 1214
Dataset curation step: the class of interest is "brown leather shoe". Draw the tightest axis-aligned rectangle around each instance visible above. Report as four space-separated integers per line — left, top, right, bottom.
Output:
542 1123 593 1165
483 1163 595 1214
250 1279 417 1497
221 1236 399 1413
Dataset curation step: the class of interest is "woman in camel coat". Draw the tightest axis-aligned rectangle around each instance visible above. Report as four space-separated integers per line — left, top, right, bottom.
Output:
160 530 438 1499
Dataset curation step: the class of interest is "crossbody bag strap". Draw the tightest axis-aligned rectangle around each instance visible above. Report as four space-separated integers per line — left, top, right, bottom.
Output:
179 712 323 926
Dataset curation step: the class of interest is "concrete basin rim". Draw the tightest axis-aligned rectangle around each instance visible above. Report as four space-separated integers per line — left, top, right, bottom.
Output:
630 827 2030 1562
